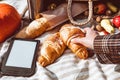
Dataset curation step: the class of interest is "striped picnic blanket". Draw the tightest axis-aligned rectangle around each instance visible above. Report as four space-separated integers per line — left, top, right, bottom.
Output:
0 0 120 80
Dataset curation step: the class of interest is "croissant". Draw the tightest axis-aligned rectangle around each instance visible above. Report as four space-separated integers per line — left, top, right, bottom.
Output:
59 24 88 59
38 32 66 67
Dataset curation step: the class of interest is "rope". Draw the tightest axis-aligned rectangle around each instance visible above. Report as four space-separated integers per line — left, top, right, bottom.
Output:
67 0 93 26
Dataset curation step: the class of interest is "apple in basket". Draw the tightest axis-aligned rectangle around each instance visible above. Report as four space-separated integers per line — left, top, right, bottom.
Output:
94 3 107 15
112 15 120 30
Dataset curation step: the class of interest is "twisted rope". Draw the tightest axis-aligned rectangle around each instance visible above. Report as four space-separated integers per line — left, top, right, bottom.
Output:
67 0 93 26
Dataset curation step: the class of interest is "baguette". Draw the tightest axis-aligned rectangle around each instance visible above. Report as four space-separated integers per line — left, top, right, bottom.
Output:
15 18 49 39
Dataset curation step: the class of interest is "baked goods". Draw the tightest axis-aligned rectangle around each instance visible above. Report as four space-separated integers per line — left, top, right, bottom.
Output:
0 3 21 42
15 18 49 39
15 3 87 39
59 24 88 59
38 32 66 67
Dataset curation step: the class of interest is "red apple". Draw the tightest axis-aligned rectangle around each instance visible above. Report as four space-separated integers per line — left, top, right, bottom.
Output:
112 16 120 28
94 3 107 15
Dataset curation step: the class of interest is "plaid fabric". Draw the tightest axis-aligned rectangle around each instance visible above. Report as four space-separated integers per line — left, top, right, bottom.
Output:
94 33 120 64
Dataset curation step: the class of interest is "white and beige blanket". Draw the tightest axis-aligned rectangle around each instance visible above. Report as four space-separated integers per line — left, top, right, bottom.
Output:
0 0 120 80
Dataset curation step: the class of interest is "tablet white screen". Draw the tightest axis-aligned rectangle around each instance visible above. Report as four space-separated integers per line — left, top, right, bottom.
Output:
5 40 37 68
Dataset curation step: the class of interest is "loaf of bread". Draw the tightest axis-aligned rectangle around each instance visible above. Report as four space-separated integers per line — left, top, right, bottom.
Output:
15 18 49 39
59 24 88 59
38 32 66 67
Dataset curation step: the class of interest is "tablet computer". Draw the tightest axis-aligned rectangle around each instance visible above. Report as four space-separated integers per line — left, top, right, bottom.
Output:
1 38 40 77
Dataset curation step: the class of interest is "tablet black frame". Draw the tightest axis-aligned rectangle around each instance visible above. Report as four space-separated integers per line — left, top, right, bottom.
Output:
1 38 40 77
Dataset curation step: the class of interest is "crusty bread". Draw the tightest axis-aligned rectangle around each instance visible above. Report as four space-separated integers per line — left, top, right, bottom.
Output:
15 18 49 39
38 32 66 67
59 24 88 59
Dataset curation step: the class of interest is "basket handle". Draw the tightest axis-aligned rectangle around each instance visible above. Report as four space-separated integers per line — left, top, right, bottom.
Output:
67 0 93 26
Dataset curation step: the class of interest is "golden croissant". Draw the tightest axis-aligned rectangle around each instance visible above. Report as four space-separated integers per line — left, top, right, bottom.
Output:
38 32 66 67
59 24 88 59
